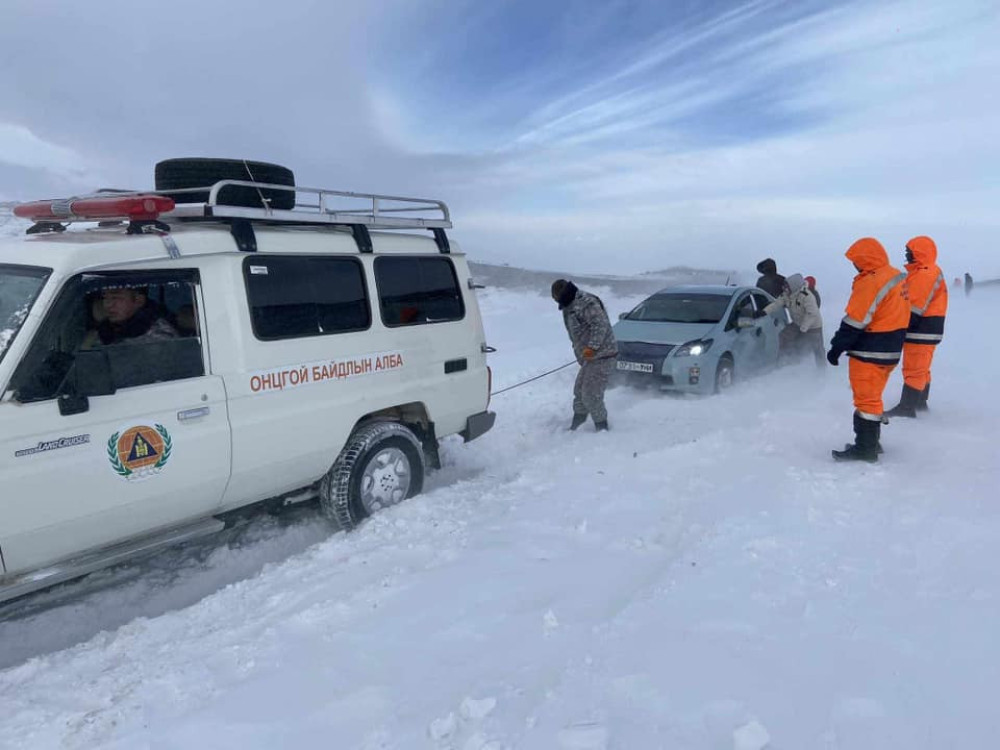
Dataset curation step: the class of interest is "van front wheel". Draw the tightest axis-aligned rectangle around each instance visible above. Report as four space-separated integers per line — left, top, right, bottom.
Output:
320 421 425 530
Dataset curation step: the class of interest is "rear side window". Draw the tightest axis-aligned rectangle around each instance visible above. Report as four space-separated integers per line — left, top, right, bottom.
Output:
375 257 464 327
750 292 771 312
244 256 370 340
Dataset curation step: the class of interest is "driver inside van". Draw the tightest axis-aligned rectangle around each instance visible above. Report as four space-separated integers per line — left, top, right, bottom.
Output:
82 286 179 348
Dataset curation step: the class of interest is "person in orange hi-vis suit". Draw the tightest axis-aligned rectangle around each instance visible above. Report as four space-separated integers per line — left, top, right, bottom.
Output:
826 238 910 462
885 236 948 418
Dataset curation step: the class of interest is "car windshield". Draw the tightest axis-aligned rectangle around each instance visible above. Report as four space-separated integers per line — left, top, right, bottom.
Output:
624 293 731 324
0 264 50 365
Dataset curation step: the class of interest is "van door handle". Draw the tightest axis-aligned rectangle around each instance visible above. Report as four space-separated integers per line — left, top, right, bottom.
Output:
178 406 211 422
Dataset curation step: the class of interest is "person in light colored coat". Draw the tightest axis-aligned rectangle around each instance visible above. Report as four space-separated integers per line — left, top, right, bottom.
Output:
551 279 617 431
764 273 825 367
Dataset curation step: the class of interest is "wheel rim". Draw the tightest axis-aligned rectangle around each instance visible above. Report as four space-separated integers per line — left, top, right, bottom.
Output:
359 446 412 514
717 363 734 389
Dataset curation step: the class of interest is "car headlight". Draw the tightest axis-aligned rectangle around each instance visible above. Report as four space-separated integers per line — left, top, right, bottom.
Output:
674 338 713 357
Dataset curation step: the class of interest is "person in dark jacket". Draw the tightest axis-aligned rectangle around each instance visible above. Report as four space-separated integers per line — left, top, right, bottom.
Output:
82 286 178 348
755 259 786 299
551 279 617 431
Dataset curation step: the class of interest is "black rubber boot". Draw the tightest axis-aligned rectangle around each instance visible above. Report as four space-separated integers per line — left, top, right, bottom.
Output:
885 384 920 418
569 413 588 431
832 413 879 462
594 420 609 432
916 382 930 412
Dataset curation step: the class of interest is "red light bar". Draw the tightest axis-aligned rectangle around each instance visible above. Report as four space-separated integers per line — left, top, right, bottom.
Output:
14 194 175 223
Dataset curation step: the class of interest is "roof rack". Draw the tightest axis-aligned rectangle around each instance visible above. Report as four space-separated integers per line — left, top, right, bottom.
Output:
160 181 452 230
15 181 454 253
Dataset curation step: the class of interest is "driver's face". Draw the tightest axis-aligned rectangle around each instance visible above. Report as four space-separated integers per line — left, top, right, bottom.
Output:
102 289 145 323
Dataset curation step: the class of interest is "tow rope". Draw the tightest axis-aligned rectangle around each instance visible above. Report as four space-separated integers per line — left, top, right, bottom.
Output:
490 361 576 397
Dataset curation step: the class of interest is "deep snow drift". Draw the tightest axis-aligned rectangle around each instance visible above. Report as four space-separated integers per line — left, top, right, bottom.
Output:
0 261 998 750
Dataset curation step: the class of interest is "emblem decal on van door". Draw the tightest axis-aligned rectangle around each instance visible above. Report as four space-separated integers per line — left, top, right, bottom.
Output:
107 424 172 481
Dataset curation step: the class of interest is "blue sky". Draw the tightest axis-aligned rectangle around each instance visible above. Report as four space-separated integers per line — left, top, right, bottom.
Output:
1 0 998 280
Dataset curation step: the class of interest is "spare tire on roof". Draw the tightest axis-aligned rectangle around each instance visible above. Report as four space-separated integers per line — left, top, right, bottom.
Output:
155 158 296 210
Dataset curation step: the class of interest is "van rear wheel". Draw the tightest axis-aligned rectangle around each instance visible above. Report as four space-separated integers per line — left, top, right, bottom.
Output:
319 421 425 530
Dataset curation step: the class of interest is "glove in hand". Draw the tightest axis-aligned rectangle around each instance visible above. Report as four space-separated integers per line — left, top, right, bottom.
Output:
826 349 840 366
582 347 596 360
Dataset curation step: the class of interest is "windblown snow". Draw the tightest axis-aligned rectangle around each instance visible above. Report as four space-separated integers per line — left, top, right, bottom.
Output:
0 258 998 749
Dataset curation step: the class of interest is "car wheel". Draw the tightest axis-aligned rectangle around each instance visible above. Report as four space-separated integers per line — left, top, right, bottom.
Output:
319 421 425 530
714 355 735 393
154 158 296 210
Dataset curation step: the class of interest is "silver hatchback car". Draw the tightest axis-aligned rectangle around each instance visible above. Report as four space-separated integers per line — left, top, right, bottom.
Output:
612 285 785 394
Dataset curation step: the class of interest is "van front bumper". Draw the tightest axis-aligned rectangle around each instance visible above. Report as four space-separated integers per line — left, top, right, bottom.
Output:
461 411 496 442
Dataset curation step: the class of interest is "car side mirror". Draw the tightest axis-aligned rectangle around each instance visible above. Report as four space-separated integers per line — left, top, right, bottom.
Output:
737 316 756 329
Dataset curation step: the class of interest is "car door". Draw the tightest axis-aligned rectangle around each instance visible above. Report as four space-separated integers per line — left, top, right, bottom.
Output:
0 270 231 576
726 292 768 373
751 291 782 366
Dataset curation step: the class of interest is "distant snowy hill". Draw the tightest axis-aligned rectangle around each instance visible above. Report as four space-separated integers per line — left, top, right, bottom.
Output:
469 261 738 297
0 205 24 239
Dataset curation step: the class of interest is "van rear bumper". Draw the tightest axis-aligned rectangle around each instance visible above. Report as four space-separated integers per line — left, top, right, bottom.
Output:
460 411 496 443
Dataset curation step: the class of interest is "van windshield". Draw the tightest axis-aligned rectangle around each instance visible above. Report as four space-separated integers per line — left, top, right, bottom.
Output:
0 264 50 365
624 293 731 324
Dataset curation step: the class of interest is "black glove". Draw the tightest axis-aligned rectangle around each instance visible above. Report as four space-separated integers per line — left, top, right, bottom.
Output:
826 349 841 366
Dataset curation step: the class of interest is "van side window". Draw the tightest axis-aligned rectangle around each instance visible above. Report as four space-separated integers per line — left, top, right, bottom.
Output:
11 272 205 402
375 257 465 326
244 256 370 340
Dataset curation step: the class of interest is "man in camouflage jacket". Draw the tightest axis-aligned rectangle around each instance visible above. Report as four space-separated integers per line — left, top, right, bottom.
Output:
551 279 618 431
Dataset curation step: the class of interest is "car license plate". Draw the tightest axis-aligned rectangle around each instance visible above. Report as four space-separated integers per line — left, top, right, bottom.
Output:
617 360 654 373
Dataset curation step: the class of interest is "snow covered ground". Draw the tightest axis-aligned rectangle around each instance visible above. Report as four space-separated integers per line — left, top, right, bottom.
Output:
1 264 998 749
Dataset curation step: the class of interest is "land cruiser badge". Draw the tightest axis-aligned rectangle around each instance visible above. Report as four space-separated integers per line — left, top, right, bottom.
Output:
107 424 172 481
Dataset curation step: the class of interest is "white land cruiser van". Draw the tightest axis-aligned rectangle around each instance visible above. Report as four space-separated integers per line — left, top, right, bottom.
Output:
0 158 495 603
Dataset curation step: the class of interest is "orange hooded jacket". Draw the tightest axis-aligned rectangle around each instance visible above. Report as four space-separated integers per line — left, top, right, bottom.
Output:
903 235 947 345
829 238 910 365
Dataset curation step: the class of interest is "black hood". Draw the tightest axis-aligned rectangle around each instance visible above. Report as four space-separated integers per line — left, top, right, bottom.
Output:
551 279 579 310
557 281 578 310
756 258 777 275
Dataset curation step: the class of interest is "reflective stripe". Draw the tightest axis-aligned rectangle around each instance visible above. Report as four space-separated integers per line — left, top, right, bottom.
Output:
858 272 907 327
857 410 882 422
905 332 943 342
842 315 866 329
912 271 945 316
847 350 900 360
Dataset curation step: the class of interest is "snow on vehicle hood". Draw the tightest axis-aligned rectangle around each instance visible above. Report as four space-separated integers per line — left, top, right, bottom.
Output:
612 319 716 346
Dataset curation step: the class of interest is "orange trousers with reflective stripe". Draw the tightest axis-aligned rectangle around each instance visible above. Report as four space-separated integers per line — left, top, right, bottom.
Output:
901 342 935 390
849 357 895 418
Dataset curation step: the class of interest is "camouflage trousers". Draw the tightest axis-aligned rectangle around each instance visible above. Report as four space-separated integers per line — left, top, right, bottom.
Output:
573 357 615 423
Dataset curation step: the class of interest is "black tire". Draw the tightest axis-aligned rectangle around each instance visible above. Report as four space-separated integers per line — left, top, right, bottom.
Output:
319 421 425 530
714 355 735 394
154 158 296 210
